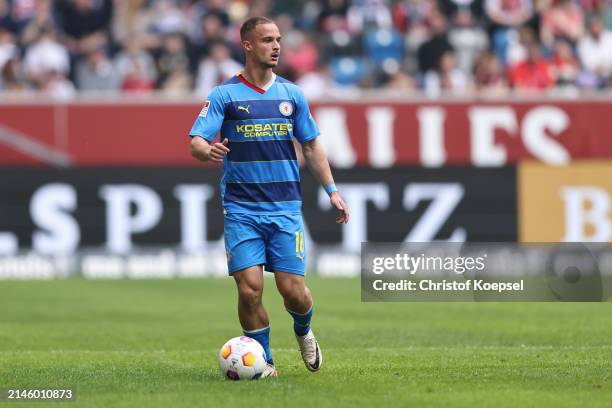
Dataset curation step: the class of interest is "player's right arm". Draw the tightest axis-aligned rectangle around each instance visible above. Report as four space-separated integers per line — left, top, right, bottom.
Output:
188 87 229 162
190 137 230 162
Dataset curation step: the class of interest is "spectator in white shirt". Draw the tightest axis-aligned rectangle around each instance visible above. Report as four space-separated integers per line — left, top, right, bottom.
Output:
449 9 489 75
424 50 469 97
23 26 70 83
577 15 612 86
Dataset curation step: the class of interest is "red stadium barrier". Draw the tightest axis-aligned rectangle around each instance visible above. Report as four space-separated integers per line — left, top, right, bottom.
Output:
1 98 612 167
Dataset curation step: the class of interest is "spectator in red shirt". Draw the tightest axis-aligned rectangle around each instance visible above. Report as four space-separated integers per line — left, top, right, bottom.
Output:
509 42 554 89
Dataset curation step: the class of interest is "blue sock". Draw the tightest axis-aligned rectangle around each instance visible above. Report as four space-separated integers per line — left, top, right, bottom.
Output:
243 326 273 365
287 306 313 337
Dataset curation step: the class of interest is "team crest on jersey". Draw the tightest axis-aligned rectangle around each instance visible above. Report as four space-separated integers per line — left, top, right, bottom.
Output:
199 100 210 117
279 101 293 116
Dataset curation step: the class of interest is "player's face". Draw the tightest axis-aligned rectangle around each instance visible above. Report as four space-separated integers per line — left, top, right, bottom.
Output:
244 23 281 68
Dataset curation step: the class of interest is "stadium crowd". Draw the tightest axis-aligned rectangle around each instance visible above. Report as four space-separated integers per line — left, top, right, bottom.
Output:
1 0 612 98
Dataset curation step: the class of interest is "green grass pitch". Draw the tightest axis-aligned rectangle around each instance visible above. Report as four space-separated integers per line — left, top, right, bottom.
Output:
0 277 611 407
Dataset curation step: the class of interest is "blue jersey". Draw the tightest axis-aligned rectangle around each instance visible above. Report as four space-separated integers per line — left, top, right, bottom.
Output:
189 73 319 214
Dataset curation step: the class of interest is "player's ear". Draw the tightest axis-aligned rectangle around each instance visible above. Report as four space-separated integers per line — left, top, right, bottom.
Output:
242 40 251 51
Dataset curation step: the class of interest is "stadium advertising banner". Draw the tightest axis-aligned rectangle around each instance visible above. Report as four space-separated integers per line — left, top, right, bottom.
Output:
519 161 612 243
0 167 516 278
1 100 612 167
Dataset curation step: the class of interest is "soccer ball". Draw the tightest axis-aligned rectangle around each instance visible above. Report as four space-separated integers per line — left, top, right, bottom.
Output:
218 336 267 380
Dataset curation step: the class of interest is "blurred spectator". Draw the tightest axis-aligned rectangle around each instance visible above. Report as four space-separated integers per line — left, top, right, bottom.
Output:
2 0 37 34
392 0 435 33
320 25 362 63
75 47 120 91
296 65 343 98
20 0 58 46
159 65 192 95
144 0 186 35
156 32 191 89
417 12 453 74
346 0 393 32
0 28 16 69
486 0 535 65
195 40 241 98
38 70 76 99
577 14 612 87
439 0 484 21
1 57 28 91
121 61 155 93
189 9 230 47
509 42 554 90
551 38 579 88
485 0 534 29
23 26 70 83
114 36 156 93
383 69 416 91
318 0 350 33
393 0 436 74
112 0 159 49
424 50 469 96
540 0 584 49
506 26 536 67
0 0 12 32
55 0 113 55
282 30 319 78
189 11 240 73
449 9 489 74
473 51 509 92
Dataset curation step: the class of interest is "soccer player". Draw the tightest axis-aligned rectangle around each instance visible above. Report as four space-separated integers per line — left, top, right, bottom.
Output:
188 16 349 378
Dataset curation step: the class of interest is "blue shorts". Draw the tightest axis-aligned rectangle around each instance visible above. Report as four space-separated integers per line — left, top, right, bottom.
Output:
224 213 306 276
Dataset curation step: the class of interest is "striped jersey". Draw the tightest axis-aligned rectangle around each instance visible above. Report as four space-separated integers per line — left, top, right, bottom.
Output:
189 73 320 214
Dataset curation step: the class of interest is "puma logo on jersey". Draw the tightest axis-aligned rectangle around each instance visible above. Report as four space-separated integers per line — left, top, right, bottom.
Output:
237 105 251 114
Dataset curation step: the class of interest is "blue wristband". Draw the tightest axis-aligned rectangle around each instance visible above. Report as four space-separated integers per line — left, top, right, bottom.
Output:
325 183 338 196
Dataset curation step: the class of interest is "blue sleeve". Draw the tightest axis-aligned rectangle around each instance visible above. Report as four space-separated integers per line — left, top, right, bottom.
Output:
189 87 225 142
293 87 320 143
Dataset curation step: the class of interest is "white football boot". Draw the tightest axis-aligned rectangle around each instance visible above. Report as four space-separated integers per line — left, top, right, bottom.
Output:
296 329 322 372
260 363 278 378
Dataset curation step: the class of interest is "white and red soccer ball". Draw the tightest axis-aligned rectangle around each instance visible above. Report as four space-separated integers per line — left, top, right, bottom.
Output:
218 336 267 380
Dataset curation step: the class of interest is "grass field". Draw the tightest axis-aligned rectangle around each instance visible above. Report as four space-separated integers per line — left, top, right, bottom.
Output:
0 277 611 407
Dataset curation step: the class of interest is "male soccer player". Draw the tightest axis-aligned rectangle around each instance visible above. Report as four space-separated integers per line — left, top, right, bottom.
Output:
188 16 349 378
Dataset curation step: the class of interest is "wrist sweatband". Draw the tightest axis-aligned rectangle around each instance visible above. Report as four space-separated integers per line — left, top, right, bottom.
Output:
325 183 338 196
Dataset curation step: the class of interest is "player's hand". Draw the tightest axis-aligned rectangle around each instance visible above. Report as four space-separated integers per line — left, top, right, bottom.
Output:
209 138 230 162
330 191 349 224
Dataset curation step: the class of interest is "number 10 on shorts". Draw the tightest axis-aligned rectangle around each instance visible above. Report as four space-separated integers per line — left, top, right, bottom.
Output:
295 231 305 260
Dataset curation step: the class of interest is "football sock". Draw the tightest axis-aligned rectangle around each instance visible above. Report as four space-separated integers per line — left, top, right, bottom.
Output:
287 305 313 337
243 326 273 365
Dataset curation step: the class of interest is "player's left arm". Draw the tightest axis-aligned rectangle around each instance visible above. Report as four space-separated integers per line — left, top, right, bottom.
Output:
301 138 349 224
293 87 348 224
